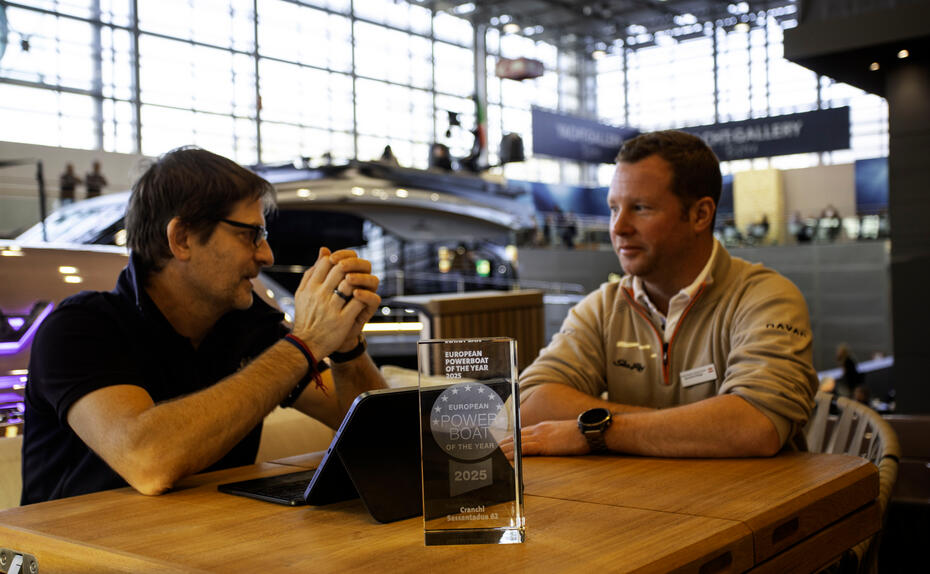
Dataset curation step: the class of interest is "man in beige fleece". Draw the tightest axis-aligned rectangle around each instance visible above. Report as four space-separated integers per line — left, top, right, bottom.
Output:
510 131 817 459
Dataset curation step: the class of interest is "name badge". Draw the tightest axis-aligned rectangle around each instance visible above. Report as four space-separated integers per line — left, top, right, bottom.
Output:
680 364 717 387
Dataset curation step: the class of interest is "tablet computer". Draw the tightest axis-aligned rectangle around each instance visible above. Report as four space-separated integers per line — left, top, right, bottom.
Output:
218 386 422 523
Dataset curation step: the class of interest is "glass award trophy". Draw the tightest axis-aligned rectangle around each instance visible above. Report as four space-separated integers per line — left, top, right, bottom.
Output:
417 337 525 546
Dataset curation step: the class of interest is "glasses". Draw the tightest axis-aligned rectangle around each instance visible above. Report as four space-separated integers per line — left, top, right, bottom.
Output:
218 218 268 247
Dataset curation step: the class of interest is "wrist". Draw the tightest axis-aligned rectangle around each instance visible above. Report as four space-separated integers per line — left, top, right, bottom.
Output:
330 334 367 364
577 407 613 453
289 331 327 361
281 334 328 406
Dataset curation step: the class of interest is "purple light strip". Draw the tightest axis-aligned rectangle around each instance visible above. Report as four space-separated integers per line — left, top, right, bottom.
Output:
0 375 27 391
0 302 54 355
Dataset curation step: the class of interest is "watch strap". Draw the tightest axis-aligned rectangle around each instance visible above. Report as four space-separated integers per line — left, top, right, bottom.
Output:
329 335 367 363
583 429 609 453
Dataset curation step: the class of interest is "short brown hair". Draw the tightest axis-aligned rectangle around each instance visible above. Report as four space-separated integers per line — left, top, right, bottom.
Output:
617 130 721 222
126 147 275 278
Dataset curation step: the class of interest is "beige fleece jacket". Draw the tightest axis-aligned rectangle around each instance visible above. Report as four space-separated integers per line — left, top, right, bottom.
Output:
520 246 818 449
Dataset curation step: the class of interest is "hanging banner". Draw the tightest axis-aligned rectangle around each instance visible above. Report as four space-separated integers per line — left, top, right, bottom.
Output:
531 107 640 164
682 107 850 161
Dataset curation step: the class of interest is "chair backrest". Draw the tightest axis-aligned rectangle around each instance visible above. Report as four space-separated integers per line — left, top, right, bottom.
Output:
804 392 900 574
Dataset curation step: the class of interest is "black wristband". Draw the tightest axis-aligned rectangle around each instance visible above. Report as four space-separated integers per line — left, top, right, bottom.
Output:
329 335 367 363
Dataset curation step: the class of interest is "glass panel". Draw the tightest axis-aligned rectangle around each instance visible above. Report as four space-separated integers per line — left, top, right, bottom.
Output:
0 84 67 147
356 78 433 143
0 7 96 90
139 35 239 115
355 21 432 89
257 0 352 72
434 93 475 157
102 98 137 153
355 0 427 33
259 59 354 131
434 42 473 97
716 28 751 122
433 11 472 47
301 0 351 14
358 135 428 168
260 121 353 164
11 0 128 23
138 0 253 49
101 26 134 100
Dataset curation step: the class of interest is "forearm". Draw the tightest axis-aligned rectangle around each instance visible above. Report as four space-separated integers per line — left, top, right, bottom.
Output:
606 394 781 457
82 340 309 494
520 382 653 426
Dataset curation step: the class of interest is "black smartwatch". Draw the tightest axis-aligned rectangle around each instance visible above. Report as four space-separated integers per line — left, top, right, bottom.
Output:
329 334 367 363
577 407 613 453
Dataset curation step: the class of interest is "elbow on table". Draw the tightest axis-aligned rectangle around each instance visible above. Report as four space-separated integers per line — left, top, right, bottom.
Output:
118 450 187 496
743 425 783 458
122 462 182 496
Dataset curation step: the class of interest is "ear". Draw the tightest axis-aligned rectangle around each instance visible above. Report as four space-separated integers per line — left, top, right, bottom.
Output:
691 197 716 233
166 217 194 262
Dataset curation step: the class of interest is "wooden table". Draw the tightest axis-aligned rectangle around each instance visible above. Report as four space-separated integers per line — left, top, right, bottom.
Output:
0 452 878 574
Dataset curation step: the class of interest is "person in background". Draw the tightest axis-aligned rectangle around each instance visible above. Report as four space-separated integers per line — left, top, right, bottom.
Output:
59 163 82 205
835 343 862 398
85 160 108 198
507 130 817 459
22 147 385 504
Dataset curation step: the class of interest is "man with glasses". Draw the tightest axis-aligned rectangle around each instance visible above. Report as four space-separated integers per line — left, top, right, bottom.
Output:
21 147 386 503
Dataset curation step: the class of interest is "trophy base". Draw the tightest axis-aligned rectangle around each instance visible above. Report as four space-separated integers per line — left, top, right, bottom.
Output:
425 527 525 546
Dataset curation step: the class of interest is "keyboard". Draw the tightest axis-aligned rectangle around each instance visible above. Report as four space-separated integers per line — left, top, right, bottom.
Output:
218 469 317 506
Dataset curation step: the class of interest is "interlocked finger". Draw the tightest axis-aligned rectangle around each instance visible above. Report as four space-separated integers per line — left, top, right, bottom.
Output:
333 287 354 303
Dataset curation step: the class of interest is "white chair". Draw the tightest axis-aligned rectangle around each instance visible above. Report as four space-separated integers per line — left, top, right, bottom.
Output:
805 393 900 574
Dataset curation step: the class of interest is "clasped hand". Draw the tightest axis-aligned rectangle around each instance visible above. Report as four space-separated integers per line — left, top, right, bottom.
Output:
290 247 380 358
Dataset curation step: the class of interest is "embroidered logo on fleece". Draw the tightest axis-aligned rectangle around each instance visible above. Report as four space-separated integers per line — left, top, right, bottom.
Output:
613 358 646 372
765 322 808 337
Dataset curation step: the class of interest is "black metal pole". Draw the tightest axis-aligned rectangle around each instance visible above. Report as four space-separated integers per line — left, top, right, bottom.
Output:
36 160 47 242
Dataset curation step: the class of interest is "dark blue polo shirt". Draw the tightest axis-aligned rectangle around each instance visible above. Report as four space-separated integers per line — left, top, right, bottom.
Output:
21 254 287 504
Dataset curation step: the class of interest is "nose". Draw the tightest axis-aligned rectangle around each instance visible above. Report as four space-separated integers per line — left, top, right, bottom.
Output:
255 238 274 267
611 207 632 237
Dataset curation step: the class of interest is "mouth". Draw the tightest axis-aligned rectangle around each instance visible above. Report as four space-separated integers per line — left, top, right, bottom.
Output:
617 245 643 255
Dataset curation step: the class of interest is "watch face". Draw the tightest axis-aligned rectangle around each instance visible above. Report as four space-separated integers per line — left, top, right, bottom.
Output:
579 407 610 427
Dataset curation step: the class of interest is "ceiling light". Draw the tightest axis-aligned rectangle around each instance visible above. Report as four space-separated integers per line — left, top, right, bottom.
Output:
351 186 365 196
897 49 909 59
64 275 83 284
58 266 78 274
297 188 311 197
396 188 409 198
869 62 880 71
